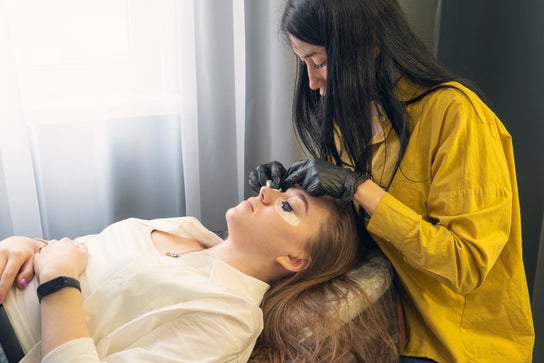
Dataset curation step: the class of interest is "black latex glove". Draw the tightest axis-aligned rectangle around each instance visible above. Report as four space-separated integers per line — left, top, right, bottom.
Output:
248 161 287 192
283 158 370 206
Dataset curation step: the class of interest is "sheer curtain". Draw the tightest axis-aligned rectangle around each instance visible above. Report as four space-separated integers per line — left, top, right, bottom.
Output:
0 0 300 239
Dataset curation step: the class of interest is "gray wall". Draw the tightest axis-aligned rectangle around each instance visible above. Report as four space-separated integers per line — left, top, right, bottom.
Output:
437 0 544 358
399 0 442 54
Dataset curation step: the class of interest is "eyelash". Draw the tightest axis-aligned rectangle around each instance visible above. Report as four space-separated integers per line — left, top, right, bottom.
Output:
299 61 327 70
281 201 294 212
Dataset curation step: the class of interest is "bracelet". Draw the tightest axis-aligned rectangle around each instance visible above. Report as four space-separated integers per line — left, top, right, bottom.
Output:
34 238 48 253
37 276 81 303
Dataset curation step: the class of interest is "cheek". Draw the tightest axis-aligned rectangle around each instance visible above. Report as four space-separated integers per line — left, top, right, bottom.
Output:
320 70 328 83
307 67 326 80
226 208 280 235
318 67 327 78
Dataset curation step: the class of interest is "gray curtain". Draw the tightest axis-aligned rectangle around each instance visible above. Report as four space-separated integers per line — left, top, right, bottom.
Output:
185 0 302 231
243 0 305 197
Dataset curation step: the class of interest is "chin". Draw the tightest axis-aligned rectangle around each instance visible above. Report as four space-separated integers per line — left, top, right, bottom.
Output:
225 208 234 225
225 207 237 228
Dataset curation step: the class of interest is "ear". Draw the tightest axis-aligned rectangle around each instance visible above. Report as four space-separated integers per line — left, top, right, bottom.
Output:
275 254 311 273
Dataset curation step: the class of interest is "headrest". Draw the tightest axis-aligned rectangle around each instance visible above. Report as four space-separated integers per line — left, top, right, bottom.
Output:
338 249 394 324
298 249 395 342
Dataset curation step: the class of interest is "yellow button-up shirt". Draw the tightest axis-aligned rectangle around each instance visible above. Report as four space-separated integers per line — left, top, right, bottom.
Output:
362 79 534 362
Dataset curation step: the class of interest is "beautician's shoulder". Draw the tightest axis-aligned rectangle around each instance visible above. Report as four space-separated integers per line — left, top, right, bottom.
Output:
425 82 496 123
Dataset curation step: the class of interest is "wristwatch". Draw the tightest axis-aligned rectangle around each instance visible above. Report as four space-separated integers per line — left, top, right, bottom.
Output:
37 276 81 303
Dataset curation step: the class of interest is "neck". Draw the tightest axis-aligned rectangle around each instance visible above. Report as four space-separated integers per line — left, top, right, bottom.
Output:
208 240 283 284
370 101 385 136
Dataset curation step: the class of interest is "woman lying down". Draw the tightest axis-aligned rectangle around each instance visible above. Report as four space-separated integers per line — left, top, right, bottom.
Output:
0 186 401 363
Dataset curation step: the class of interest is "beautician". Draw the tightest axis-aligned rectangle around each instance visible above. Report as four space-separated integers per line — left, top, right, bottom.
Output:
249 0 535 362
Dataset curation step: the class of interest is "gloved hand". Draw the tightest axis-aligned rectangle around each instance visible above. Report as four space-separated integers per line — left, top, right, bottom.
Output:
248 161 287 192
283 158 370 206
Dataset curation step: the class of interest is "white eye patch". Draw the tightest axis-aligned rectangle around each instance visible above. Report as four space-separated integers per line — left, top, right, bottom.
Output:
274 198 300 226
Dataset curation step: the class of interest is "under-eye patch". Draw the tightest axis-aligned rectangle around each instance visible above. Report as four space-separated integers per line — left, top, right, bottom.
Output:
274 198 300 226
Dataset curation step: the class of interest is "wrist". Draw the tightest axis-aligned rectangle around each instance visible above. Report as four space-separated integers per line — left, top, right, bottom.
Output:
38 270 79 284
354 179 386 216
355 171 372 187
33 238 48 253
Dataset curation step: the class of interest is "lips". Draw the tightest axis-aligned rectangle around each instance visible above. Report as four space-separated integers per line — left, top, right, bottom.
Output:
245 198 255 212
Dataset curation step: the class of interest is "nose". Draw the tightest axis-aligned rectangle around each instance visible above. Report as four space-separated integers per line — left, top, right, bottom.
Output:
306 67 326 95
258 186 277 205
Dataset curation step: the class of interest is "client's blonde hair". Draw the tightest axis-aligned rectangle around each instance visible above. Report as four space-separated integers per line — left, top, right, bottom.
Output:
250 202 401 362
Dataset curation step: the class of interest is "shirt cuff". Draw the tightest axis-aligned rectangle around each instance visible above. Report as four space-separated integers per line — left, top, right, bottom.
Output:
42 337 100 363
367 193 421 250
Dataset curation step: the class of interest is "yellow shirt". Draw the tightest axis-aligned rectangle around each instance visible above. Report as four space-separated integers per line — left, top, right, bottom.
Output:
362 79 534 362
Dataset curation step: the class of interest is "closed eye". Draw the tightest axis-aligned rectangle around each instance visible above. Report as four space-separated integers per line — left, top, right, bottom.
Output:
281 200 293 212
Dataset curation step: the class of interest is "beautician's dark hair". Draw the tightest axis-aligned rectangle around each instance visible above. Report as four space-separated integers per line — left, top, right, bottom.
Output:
280 0 477 184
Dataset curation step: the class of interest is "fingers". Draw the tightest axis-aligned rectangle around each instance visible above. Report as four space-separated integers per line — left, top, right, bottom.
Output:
34 238 88 282
45 238 87 253
248 161 287 191
283 159 309 189
0 251 26 302
256 164 271 189
269 162 286 188
16 257 35 289
248 169 261 192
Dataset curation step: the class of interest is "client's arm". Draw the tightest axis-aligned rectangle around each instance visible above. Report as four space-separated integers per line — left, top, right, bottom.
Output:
33 238 90 358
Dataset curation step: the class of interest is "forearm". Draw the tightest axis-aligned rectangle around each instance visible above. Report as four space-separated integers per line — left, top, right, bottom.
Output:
367 191 511 293
40 284 90 357
33 238 90 358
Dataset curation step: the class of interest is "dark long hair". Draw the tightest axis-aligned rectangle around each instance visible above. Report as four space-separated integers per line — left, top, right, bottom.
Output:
281 0 474 178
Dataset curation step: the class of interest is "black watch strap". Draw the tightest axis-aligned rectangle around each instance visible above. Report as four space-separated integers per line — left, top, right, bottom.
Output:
37 276 81 303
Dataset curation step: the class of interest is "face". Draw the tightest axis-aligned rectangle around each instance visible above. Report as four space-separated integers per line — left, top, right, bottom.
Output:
225 186 335 261
289 35 328 96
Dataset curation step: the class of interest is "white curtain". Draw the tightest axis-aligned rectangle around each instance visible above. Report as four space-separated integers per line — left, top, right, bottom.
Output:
0 0 301 239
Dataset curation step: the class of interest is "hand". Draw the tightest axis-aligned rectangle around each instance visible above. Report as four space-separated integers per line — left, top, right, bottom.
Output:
34 238 88 283
0 236 44 303
283 158 370 206
248 161 287 192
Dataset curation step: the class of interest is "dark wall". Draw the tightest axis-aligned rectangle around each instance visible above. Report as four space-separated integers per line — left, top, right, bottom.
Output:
438 0 544 295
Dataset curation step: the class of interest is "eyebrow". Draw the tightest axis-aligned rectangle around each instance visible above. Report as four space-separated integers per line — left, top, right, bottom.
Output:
298 50 325 60
301 51 320 59
295 192 309 215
